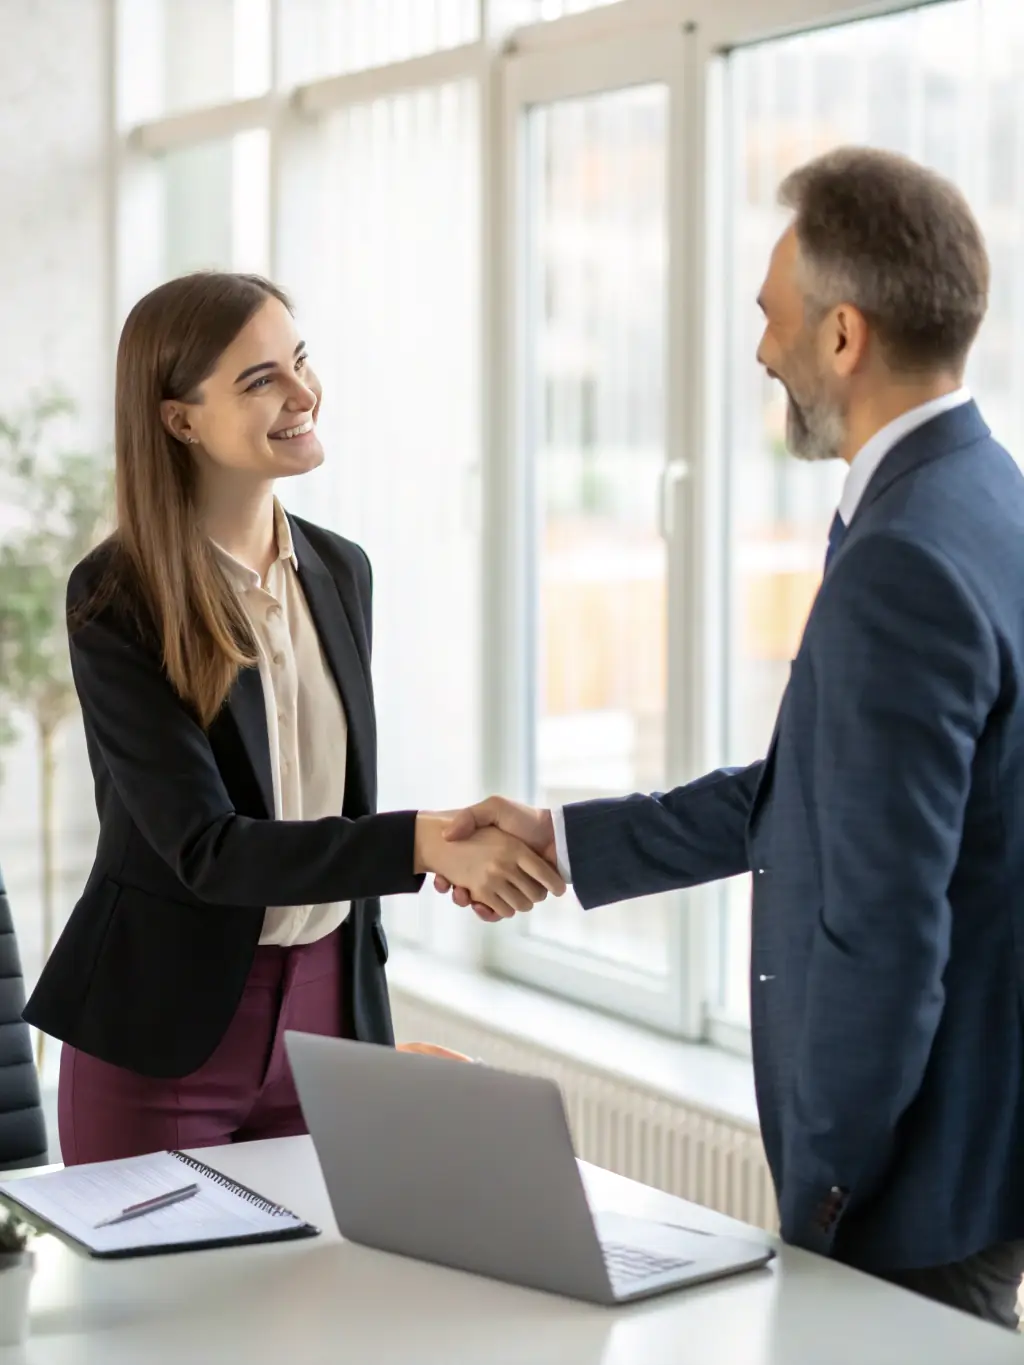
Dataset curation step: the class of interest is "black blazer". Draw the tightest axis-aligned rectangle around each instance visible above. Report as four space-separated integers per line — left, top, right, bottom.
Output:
23 516 423 1078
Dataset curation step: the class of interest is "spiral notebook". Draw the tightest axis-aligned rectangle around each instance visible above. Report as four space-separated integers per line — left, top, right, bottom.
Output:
0 1150 319 1259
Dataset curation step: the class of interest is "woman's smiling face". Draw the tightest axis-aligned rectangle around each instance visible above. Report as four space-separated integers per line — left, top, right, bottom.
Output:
160 295 324 479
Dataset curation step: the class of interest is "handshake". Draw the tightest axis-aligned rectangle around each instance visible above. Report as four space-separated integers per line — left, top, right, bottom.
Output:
413 798 564 922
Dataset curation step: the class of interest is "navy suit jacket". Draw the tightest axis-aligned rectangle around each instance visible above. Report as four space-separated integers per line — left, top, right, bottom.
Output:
564 402 1024 1272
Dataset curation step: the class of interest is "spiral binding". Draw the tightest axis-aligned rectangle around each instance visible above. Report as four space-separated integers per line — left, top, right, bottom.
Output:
170 1151 295 1219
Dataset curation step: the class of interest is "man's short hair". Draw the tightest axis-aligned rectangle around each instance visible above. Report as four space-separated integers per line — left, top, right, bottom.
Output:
778 146 989 372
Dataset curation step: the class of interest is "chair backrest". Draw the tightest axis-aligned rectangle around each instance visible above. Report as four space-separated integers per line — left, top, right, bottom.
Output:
0 869 48 1169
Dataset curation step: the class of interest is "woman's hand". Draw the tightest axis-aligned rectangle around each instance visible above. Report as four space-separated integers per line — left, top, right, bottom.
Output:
432 797 558 920
414 814 565 919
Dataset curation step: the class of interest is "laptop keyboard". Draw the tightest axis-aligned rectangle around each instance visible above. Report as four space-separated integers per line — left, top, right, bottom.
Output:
601 1240 694 1288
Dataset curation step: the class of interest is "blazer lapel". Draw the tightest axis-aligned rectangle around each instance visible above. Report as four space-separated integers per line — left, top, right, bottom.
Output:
290 520 376 814
221 664 276 818
854 400 989 525
748 688 788 831
747 402 988 836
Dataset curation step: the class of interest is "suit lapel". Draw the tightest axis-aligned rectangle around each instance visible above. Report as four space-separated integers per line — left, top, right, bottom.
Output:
748 692 786 830
746 402 989 835
854 400 989 526
222 664 276 817
290 520 376 814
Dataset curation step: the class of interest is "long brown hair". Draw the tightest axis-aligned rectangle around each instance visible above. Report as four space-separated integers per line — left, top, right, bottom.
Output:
90 271 292 727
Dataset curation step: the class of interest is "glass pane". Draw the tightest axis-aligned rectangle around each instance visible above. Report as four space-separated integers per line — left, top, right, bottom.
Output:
285 83 481 947
520 86 669 975
716 0 1024 1023
159 131 270 278
118 0 271 123
279 0 478 84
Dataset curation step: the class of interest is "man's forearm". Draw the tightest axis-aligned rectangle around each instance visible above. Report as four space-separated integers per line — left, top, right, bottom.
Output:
562 763 762 909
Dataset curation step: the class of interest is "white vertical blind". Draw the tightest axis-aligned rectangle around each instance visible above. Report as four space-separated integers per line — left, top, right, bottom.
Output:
284 82 482 947
279 0 479 84
160 131 270 279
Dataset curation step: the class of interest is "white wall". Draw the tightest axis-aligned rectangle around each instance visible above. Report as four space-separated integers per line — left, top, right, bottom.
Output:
0 0 112 991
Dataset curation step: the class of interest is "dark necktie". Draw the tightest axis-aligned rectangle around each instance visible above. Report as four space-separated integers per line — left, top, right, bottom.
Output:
824 511 847 572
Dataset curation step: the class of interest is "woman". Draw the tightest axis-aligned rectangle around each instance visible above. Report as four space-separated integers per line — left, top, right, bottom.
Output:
24 272 562 1164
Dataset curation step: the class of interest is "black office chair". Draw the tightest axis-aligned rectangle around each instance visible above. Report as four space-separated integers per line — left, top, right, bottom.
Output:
0 867 47 1169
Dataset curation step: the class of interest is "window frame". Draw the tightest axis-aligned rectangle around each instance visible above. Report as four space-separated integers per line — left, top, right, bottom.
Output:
480 27 700 1035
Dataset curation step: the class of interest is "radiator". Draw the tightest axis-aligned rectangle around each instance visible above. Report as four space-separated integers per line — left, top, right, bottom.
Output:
390 990 779 1234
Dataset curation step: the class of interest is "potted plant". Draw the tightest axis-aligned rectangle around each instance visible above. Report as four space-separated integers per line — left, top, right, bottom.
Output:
0 391 112 1067
0 1207 36 1346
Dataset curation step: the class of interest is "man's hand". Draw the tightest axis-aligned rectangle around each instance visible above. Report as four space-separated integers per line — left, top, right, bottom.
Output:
414 813 564 919
432 797 558 922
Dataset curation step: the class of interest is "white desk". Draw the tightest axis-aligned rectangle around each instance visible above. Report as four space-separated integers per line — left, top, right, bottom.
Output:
2 1136 1021 1364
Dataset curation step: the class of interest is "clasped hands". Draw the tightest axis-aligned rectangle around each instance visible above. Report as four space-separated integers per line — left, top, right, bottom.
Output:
413 798 560 922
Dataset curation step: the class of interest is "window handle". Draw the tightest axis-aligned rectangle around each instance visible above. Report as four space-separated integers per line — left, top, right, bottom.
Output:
658 460 690 540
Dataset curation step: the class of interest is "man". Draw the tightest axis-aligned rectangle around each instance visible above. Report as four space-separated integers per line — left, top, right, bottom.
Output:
440 147 1024 1328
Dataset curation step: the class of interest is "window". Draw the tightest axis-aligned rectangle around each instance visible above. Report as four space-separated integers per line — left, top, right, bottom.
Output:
117 0 271 124
114 129 270 321
285 82 482 948
105 0 1024 1052
714 0 1024 1027
279 0 479 84
483 26 693 1032
161 132 270 278
116 20 483 956
509 85 671 982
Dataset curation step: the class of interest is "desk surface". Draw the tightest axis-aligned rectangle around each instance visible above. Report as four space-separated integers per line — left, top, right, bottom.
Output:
2 1136 1021 1364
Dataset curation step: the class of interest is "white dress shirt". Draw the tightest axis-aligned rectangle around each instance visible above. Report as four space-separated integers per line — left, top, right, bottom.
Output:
551 386 973 883
836 386 971 525
213 500 351 946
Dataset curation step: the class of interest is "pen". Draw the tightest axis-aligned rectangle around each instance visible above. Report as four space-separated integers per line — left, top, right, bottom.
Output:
93 1182 199 1229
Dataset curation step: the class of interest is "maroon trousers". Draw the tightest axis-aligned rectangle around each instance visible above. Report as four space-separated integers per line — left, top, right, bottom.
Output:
59 930 342 1166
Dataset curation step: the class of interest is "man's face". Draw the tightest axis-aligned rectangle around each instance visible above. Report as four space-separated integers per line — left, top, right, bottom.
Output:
756 226 846 463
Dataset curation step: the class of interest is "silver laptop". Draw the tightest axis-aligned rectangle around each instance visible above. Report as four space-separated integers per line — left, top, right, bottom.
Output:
285 1031 774 1306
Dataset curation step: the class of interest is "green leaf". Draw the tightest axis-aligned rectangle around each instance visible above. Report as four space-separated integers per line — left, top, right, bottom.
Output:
0 393 112 739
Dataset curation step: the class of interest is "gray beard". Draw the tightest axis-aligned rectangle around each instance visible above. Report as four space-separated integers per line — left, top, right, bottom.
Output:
785 391 845 463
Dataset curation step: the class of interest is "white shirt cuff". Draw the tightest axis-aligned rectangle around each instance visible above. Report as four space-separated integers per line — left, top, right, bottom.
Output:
551 806 572 883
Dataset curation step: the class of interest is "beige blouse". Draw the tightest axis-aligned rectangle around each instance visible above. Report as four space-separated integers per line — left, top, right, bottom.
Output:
213 501 350 946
